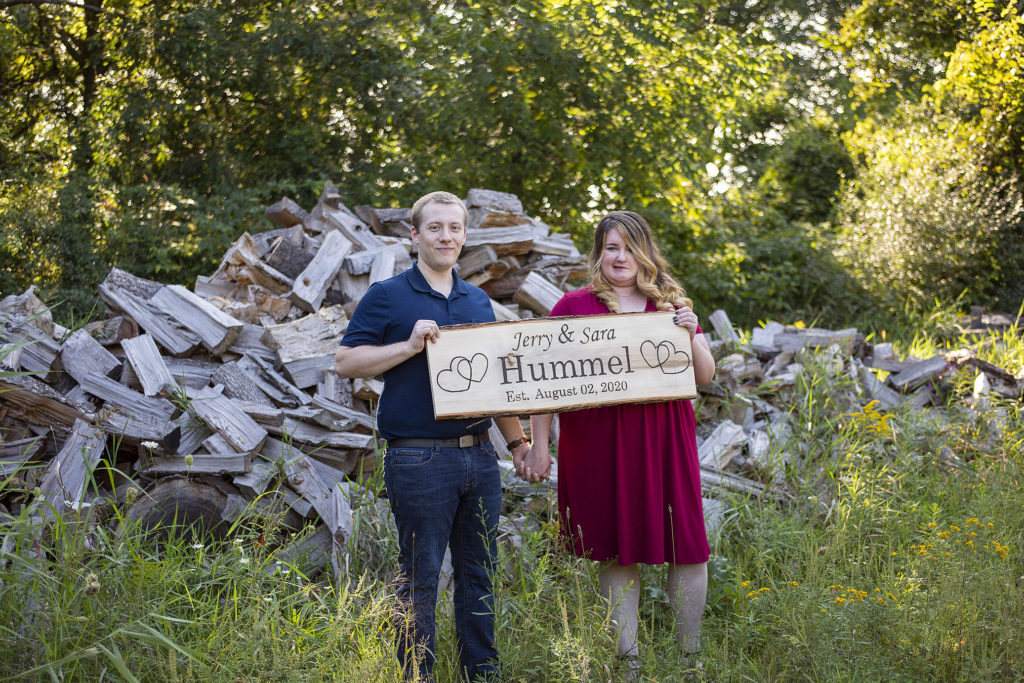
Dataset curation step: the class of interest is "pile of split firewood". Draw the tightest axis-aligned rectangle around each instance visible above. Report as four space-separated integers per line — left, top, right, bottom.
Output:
0 187 588 575
2 184 1022 576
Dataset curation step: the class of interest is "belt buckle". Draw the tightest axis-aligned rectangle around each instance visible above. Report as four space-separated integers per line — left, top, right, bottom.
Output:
458 434 474 448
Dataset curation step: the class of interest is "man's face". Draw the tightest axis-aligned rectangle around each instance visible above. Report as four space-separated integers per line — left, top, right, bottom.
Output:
412 201 467 273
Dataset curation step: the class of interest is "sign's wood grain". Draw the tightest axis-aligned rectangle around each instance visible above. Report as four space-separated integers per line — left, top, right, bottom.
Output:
426 311 696 419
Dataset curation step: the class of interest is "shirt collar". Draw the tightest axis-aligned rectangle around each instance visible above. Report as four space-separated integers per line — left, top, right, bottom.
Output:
407 260 467 298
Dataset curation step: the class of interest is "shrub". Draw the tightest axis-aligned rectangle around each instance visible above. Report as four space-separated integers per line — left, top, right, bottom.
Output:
835 113 1024 309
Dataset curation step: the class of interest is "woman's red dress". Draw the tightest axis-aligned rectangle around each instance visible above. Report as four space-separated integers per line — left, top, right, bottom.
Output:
551 287 710 565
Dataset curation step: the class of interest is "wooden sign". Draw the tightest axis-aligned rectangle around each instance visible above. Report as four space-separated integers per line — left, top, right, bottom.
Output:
426 311 695 418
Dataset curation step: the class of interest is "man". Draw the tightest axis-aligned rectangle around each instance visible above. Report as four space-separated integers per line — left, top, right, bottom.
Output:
335 191 536 681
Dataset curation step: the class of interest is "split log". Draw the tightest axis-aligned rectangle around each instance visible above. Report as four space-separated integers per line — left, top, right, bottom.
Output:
0 375 92 431
490 299 520 322
749 321 785 356
174 414 212 455
201 432 235 453
239 401 286 428
480 273 527 300
227 323 277 363
0 317 60 377
316 370 354 408
189 389 268 453
708 310 741 346
78 373 176 423
457 246 499 278
269 417 372 450
0 435 45 461
38 419 106 516
193 276 238 300
265 197 309 228
889 355 949 392
699 464 776 499
0 286 57 337
344 243 408 276
262 306 348 389
139 452 252 476
466 188 524 215
162 357 217 390
325 208 385 252
150 284 243 355
265 228 314 280
240 353 312 406
283 453 334 518
467 208 526 231
310 393 374 433
98 281 201 358
233 454 279 498
855 361 903 410
368 249 396 285
121 334 177 397
530 235 580 259
697 420 747 469
308 447 362 474
211 361 274 406
464 225 534 256
290 229 353 313
512 272 563 315
333 271 370 306
352 377 382 402
773 327 859 355
214 233 294 295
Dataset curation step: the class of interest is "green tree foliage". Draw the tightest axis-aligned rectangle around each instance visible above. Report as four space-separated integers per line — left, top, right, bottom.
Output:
3 0 1024 326
1 0 777 322
837 112 1023 307
933 3 1024 176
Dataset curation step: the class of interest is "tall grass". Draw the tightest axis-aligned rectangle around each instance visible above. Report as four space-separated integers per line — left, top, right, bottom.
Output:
1 321 1023 681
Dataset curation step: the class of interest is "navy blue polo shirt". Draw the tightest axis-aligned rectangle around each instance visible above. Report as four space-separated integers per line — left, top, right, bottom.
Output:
340 262 495 441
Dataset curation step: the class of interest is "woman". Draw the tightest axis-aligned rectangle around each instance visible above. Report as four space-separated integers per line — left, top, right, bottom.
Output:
521 210 716 673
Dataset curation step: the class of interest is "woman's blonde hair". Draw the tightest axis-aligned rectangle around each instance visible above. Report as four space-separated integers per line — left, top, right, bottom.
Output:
588 211 692 313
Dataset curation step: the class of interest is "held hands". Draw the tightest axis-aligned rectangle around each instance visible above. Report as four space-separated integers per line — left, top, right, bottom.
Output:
514 440 553 483
673 306 699 340
407 319 441 354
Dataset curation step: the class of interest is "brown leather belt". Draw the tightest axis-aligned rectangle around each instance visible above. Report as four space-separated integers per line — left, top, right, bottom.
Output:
387 432 490 449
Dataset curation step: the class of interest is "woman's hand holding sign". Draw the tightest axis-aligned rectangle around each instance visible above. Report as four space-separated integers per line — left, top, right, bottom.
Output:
673 306 699 340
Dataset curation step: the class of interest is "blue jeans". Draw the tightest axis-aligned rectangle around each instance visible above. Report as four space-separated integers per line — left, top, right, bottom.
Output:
384 441 502 681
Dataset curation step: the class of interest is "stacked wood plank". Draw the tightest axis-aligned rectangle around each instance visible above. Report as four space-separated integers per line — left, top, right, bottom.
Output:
692 310 1024 499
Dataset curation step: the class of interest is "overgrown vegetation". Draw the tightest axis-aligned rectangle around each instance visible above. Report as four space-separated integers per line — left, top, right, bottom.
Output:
2 321 1022 681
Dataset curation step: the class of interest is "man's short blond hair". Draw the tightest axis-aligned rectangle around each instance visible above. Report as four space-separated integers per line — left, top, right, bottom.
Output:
410 191 468 231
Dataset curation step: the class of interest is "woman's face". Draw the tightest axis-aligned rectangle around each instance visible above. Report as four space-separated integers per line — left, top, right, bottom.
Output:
599 227 639 288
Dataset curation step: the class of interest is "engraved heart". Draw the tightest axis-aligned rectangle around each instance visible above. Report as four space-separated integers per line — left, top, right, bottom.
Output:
640 340 691 375
436 353 489 392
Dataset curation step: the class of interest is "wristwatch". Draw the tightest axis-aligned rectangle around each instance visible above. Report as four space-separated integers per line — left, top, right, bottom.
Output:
506 437 528 450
